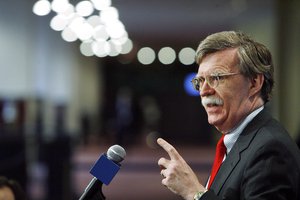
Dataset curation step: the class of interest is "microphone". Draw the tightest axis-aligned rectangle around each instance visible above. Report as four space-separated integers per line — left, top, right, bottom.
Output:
79 145 126 200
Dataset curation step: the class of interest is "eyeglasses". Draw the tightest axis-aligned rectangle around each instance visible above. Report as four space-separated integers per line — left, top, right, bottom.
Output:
191 72 240 91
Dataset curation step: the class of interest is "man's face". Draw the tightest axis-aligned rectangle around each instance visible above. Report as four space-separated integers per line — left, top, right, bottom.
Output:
196 48 252 133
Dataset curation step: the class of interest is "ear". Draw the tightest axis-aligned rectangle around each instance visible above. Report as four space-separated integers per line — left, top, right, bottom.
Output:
249 73 264 97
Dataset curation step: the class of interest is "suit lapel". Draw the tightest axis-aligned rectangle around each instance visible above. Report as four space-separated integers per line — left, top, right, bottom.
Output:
209 108 272 194
210 144 240 194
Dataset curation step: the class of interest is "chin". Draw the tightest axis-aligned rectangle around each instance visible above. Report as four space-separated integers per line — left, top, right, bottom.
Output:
207 116 224 127
208 119 218 126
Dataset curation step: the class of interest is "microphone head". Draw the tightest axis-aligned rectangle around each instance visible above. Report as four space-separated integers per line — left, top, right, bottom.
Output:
107 145 126 163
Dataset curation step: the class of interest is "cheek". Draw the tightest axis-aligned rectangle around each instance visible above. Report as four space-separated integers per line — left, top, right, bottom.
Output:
220 90 249 122
221 86 246 107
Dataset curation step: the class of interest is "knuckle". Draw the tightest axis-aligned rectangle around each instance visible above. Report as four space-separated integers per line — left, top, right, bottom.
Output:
168 147 176 154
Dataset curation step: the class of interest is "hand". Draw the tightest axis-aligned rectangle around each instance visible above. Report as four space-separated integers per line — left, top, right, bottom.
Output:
157 138 206 200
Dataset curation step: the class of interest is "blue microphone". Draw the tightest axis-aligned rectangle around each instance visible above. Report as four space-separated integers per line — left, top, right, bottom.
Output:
79 145 126 200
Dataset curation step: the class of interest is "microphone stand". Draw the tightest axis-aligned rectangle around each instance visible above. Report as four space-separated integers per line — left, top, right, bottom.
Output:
79 178 106 200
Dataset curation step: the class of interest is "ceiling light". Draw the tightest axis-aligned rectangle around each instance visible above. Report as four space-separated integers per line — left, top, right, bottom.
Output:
33 0 51 16
158 47 176 65
178 47 196 65
137 47 156 65
33 0 132 57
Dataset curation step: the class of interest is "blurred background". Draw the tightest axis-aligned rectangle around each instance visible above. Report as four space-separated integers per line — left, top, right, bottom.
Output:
0 0 299 199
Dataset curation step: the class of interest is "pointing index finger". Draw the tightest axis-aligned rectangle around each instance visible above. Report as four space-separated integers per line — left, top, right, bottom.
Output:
157 138 180 160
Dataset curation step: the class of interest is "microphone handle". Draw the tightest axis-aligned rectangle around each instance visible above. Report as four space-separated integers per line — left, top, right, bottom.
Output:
79 177 106 200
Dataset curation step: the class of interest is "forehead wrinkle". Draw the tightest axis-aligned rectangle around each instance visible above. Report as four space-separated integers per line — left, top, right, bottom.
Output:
197 48 239 77
197 65 231 78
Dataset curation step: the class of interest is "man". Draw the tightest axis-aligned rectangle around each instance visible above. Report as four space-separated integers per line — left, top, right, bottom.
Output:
157 31 300 200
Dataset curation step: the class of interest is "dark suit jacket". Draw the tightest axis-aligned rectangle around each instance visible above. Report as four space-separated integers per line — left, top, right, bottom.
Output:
202 108 300 200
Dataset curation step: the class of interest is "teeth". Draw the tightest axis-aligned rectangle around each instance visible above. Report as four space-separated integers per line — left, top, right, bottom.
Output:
207 103 217 107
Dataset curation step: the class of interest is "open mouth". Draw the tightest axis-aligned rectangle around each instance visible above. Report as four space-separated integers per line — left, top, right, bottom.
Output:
207 103 220 107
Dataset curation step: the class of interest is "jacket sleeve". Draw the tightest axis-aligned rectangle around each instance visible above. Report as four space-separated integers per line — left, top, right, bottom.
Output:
241 140 299 200
200 190 222 200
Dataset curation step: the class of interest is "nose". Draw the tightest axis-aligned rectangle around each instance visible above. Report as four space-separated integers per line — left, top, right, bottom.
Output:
200 81 214 97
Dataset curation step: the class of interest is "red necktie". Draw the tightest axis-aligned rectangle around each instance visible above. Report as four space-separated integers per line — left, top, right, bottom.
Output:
207 134 226 189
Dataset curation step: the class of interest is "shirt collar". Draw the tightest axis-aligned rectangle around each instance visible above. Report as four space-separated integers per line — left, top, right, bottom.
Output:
224 106 264 154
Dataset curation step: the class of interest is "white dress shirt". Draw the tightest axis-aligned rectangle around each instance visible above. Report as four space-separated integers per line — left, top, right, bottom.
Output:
224 106 264 155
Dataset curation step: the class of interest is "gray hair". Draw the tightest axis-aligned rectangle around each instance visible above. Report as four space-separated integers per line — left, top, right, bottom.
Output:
195 31 274 103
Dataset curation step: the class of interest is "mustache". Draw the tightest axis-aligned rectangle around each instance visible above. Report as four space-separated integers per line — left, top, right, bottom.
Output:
201 96 223 106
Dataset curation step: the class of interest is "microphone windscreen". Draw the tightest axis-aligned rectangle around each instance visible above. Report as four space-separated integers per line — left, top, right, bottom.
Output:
107 145 126 163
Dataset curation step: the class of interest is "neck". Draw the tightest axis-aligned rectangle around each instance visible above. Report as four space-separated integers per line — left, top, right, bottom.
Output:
249 96 264 113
